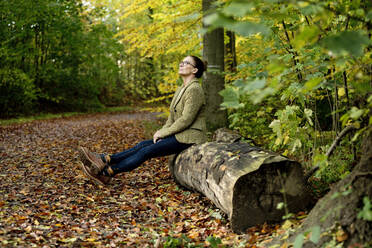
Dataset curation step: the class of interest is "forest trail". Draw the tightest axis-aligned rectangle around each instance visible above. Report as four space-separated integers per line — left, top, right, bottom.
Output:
0 111 284 247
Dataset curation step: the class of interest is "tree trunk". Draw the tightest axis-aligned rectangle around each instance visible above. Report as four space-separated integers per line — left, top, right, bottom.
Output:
225 30 237 74
169 129 311 233
202 0 228 131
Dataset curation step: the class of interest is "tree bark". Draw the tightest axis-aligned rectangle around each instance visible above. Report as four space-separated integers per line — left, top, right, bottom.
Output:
169 129 311 233
225 30 237 74
202 0 228 131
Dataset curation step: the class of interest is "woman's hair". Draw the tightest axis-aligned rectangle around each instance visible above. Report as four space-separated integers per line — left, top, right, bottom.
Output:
190 55 208 78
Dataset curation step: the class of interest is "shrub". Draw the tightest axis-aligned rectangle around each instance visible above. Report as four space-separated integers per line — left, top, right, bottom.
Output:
0 68 36 118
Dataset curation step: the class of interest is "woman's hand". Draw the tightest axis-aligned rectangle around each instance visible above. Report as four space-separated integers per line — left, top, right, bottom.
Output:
153 131 162 143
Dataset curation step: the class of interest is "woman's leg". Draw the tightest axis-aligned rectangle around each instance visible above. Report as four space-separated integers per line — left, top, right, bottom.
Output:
105 135 192 175
107 139 154 164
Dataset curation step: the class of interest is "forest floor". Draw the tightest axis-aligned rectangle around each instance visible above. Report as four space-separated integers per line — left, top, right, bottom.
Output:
0 110 305 247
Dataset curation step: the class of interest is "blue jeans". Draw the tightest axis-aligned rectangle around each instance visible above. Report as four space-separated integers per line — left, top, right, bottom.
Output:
107 135 192 175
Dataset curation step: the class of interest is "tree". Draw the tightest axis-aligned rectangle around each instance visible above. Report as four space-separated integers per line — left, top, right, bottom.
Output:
0 0 129 117
225 30 237 75
202 0 228 131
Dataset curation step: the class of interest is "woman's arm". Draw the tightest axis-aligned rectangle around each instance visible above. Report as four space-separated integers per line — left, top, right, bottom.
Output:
162 113 173 130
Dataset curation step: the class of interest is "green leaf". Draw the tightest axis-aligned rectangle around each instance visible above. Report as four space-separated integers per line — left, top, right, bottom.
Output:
351 81 372 94
304 108 313 126
206 236 222 248
222 1 254 17
267 62 286 74
204 12 270 37
242 78 266 93
367 11 372 21
229 21 270 37
300 4 324 15
294 26 320 49
219 87 243 109
250 87 275 104
303 77 322 91
309 225 321 244
210 210 223 219
233 79 246 89
175 12 200 22
276 202 284 210
349 107 364 120
203 13 234 27
293 234 304 248
323 31 371 57
291 139 302 153
357 196 372 221
269 119 281 133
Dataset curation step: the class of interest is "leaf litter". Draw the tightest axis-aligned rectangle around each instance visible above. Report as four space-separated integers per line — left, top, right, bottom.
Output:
0 111 301 247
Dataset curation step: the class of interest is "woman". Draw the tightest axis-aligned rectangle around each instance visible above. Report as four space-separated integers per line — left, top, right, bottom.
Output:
79 55 207 185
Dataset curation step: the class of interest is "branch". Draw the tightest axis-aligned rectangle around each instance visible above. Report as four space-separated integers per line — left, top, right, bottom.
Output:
281 21 303 82
326 125 356 157
305 125 356 181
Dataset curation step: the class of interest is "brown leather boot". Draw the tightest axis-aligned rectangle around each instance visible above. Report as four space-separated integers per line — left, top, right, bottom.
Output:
79 161 112 186
78 146 107 175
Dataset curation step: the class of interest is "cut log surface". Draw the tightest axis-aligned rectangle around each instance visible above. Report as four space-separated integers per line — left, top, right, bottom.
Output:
169 137 310 233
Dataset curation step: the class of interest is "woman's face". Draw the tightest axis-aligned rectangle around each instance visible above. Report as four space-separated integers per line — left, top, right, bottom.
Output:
178 56 197 77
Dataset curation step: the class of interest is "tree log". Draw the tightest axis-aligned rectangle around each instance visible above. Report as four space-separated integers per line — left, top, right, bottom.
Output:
169 132 311 233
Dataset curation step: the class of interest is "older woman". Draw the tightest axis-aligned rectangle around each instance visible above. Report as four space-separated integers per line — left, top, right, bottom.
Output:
79 55 207 185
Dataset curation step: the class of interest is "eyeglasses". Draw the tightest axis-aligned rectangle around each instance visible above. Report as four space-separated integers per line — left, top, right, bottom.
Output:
179 61 195 67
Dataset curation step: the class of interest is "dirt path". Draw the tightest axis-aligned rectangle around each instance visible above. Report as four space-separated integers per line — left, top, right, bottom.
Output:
0 111 246 247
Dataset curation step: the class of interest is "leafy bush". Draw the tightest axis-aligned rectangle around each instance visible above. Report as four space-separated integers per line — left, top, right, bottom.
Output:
0 68 36 118
269 105 314 158
226 95 275 146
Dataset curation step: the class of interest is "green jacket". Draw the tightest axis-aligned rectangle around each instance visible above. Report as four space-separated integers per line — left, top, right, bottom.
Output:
157 79 207 144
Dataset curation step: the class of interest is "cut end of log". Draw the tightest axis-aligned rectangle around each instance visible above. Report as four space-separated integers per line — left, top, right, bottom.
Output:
231 161 311 233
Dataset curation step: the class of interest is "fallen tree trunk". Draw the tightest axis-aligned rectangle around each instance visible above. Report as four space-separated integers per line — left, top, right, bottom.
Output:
169 129 311 233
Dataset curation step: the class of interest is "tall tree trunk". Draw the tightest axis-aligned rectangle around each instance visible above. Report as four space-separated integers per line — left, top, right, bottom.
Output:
202 0 227 131
225 30 237 75
34 30 40 87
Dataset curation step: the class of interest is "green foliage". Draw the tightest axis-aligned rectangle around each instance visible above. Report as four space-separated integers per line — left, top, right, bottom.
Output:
0 68 36 117
269 105 314 156
323 31 371 57
357 196 372 221
206 236 224 248
210 0 372 189
219 87 242 109
226 95 274 145
0 0 161 118
163 235 201 248
161 235 224 248
314 148 354 185
309 225 321 244
293 233 304 248
293 225 321 248
204 12 270 37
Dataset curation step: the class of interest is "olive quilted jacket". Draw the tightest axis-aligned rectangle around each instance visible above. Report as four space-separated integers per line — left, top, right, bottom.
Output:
157 79 207 144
